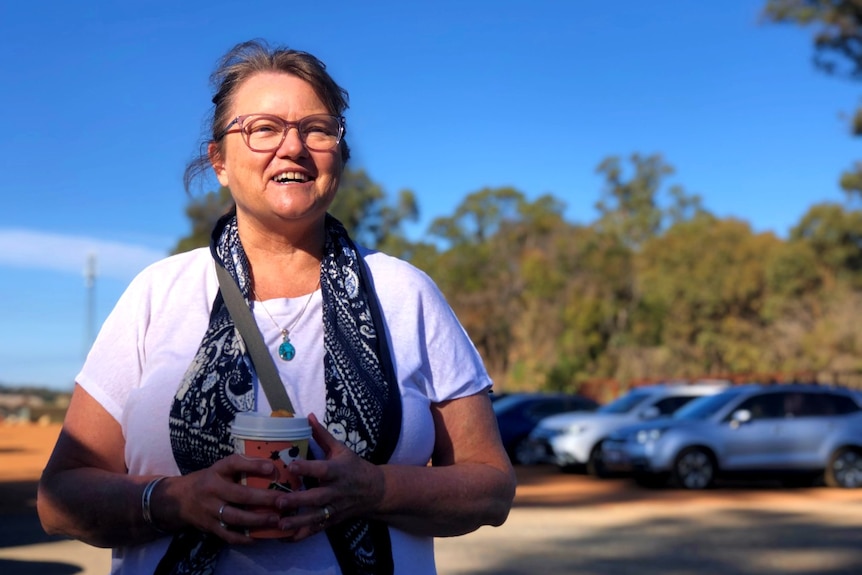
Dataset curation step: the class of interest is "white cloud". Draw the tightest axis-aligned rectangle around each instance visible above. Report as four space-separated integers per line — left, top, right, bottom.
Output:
0 228 167 280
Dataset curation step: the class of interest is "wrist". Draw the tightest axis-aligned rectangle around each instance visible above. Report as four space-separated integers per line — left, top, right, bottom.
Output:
141 476 169 533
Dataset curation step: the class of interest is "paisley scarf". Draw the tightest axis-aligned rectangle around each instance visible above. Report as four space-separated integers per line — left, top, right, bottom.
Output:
155 210 402 575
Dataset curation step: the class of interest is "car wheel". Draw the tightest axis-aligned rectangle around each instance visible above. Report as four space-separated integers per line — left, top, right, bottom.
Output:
672 447 715 490
825 447 862 488
586 442 609 478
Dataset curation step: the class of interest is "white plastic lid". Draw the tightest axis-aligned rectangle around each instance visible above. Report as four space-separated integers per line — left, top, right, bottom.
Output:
229 412 311 441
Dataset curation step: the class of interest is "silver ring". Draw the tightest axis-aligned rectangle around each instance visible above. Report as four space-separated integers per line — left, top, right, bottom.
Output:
218 503 228 528
319 505 333 528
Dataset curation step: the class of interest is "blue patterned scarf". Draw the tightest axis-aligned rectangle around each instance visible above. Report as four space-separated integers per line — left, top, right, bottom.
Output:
155 210 402 575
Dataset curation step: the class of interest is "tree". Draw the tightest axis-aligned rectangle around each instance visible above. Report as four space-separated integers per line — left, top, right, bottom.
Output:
763 0 862 201
636 217 781 376
594 153 705 250
328 168 419 252
172 186 234 254
426 188 570 389
790 202 862 285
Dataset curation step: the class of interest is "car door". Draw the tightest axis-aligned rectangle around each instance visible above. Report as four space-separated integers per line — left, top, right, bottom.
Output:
719 391 788 470
774 391 821 467
778 391 855 468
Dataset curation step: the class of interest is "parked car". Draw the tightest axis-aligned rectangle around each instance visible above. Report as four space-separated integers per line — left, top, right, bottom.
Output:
526 382 729 476
601 383 862 489
493 392 599 464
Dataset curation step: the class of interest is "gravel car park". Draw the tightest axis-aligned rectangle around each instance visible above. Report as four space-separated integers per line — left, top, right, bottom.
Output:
526 382 728 476
601 383 862 489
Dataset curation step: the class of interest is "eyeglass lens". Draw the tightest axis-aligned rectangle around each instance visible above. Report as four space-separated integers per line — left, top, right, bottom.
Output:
243 114 341 151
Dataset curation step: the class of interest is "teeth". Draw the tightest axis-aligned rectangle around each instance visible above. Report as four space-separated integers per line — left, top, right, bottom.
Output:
273 171 310 183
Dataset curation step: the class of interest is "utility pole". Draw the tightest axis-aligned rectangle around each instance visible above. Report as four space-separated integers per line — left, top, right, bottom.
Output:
84 252 97 354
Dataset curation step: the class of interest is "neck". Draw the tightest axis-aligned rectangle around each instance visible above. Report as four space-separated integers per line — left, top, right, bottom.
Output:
237 216 325 300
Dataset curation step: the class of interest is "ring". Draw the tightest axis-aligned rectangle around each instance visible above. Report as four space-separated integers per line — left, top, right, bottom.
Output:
218 503 228 528
319 505 333 529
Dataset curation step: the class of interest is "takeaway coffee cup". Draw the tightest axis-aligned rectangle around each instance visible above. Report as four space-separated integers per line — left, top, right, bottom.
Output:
230 412 312 538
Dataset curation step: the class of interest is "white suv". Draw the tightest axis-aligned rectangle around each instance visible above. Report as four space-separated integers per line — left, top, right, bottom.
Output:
526 382 728 476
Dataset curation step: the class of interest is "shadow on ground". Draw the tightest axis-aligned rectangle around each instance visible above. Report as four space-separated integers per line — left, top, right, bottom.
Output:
0 481 67 549
443 499 862 575
0 558 82 574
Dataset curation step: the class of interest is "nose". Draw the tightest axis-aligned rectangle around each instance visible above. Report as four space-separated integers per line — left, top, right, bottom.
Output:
275 126 307 157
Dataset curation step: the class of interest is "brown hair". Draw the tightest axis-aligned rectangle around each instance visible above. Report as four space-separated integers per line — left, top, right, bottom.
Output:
184 39 350 192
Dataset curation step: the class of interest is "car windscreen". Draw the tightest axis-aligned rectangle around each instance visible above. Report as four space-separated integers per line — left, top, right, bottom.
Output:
672 391 740 420
597 390 652 414
491 394 527 415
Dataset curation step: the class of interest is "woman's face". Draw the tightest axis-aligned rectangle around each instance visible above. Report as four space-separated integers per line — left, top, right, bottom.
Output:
210 72 342 232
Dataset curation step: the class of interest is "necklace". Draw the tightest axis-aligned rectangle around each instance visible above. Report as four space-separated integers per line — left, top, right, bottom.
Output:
253 280 320 361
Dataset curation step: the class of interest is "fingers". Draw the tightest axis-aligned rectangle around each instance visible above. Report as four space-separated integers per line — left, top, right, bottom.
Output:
276 503 337 541
308 413 338 458
213 501 283 543
220 453 277 479
167 456 292 543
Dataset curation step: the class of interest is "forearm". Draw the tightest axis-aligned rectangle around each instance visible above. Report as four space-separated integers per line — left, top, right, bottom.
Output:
38 468 161 548
372 461 516 537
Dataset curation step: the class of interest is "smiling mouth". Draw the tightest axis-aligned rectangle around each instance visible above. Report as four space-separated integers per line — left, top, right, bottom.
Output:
272 171 311 184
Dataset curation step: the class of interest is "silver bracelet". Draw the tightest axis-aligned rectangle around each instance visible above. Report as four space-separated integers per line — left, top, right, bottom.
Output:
141 476 168 532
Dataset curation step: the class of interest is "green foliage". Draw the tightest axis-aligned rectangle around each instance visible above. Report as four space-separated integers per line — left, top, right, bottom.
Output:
764 1 862 78
173 186 234 254
328 168 419 252
764 1 862 200
791 203 862 283
594 153 705 249
174 155 862 393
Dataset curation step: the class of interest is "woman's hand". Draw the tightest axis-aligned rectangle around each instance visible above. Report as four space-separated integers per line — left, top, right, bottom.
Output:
38 384 299 547
273 391 516 541
272 413 385 541
156 454 289 545
277 392 515 539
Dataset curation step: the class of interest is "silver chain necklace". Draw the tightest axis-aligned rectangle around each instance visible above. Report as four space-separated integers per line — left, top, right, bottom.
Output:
253 280 320 361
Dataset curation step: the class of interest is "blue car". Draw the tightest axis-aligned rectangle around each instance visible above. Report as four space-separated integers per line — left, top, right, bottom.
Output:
601 384 862 489
493 393 598 464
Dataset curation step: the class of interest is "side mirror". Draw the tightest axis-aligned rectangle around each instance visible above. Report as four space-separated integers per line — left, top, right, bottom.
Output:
640 406 660 420
730 409 752 428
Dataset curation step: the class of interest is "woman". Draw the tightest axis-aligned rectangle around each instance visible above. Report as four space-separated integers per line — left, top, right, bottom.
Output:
37 39 516 575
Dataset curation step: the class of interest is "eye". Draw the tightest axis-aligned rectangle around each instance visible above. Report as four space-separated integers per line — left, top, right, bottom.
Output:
245 117 283 135
302 116 338 136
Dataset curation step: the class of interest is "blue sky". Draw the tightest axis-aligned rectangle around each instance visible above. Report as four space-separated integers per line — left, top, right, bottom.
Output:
2 0 860 390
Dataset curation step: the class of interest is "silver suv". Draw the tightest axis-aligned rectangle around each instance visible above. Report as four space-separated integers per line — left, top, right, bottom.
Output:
601 384 862 489
526 382 728 476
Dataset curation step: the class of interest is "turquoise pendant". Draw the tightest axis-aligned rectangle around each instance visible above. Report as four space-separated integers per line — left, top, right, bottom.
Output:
278 337 296 361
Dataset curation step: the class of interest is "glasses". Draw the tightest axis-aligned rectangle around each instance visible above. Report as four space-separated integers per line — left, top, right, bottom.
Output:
217 113 345 152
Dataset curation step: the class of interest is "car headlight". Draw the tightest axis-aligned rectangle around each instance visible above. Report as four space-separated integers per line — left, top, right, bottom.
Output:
567 424 589 435
635 428 666 444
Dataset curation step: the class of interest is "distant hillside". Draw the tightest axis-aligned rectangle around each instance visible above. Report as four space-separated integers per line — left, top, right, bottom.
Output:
0 384 71 423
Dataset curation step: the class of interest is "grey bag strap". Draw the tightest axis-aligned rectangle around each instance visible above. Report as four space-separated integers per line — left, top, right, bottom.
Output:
214 263 295 414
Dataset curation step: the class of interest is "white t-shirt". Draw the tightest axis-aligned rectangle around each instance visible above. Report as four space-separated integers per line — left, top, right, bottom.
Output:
76 246 492 575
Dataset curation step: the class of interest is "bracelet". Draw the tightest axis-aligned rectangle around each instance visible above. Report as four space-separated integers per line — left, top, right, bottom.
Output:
141 476 168 532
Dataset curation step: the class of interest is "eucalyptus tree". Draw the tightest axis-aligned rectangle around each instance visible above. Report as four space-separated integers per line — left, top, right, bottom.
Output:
426 187 571 389
764 0 862 201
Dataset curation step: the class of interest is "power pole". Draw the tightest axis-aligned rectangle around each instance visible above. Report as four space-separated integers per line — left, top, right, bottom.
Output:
84 252 97 353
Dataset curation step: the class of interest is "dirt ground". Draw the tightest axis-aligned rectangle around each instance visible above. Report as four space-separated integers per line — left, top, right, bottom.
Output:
4 422 862 509
3 423 862 574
